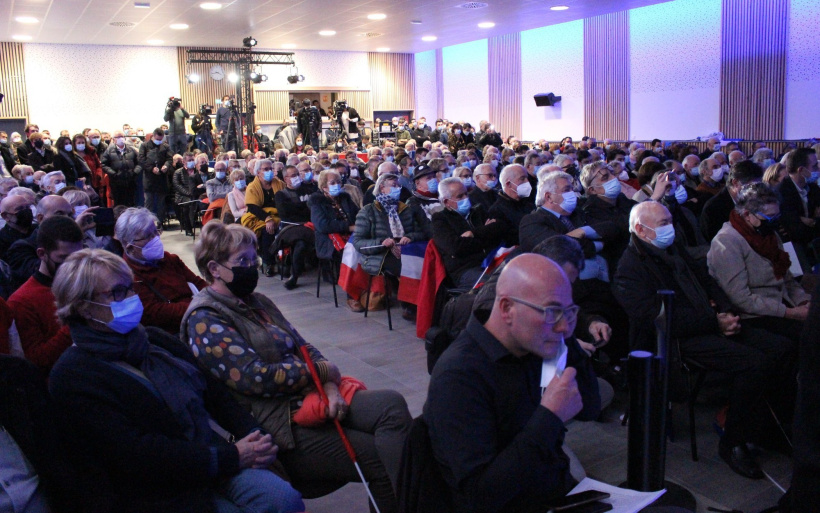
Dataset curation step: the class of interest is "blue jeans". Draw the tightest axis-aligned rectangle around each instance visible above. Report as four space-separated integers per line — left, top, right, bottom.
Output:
214 468 304 513
169 134 188 155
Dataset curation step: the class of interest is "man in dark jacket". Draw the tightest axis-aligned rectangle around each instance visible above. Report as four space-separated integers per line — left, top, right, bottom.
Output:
0 194 35 260
298 99 322 150
409 117 432 145
102 130 141 207
488 165 535 247
0 131 16 173
14 124 39 166
468 163 499 212
613 200 793 480
776 148 820 272
275 165 317 290
477 123 502 152
24 132 55 171
215 95 238 152
700 160 763 241
163 99 190 155
432 178 506 287
191 108 214 158
425 254 599 513
138 128 173 224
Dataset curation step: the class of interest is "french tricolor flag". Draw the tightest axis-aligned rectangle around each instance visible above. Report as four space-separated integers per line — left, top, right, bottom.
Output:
337 237 385 298
397 241 428 304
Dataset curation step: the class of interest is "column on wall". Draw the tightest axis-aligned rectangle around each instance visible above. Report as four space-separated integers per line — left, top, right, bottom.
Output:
488 33 522 141
177 47 240 112
368 52 415 114
720 0 788 140
0 42 29 120
435 48 444 120
583 11 630 140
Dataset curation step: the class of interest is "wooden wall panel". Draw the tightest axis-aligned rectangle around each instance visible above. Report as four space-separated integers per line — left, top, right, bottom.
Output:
0 42 29 120
583 12 629 140
177 47 242 112
489 33 522 140
368 53 415 112
254 91 290 124
720 0 788 139
435 48 444 120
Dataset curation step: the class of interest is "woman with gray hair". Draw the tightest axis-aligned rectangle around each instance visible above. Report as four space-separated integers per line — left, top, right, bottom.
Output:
707 182 810 342
751 147 775 169
48 248 304 513
353 173 426 318
116 207 208 333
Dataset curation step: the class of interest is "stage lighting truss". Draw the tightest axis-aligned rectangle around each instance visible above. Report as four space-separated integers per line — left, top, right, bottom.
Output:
247 66 268 84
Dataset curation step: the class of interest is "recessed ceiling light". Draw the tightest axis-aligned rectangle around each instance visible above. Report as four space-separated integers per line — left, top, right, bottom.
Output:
12 35 32 41
376 47 390 52
410 20 422 25
147 39 163 45
319 30 336 36
367 13 386 20
282 43 297 49
421 35 437 42
134 1 150 7
170 23 189 29
550 5 569 10
478 21 495 28
200 2 222 9
15 16 39 24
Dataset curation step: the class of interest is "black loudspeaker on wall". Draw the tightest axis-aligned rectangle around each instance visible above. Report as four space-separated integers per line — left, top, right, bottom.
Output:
534 93 561 107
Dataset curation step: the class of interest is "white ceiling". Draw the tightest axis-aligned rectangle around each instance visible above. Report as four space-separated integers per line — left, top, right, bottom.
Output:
2 0 671 53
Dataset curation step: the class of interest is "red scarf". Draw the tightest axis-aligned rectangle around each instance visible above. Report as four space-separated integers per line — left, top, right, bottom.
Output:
729 210 791 280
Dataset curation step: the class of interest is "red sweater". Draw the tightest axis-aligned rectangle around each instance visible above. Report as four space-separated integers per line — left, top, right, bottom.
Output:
127 251 209 334
8 272 72 372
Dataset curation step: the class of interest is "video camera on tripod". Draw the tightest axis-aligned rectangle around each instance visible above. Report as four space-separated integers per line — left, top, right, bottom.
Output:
334 100 348 112
167 97 182 109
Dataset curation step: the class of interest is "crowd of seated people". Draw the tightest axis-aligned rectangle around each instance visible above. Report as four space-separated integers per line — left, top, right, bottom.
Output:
0 111 819 512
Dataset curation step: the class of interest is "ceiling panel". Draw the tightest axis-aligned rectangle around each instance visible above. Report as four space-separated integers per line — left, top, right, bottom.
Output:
1 0 673 52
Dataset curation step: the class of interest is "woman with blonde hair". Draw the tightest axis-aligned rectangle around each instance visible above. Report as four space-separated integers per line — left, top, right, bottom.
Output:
763 162 789 188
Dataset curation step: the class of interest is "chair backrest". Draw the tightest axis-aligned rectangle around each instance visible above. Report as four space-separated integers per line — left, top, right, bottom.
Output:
396 415 453 513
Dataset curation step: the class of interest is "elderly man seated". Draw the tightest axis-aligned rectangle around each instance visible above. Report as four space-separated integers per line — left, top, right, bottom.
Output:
274 165 317 290
708 183 810 343
431 177 506 288
468 162 499 211
8 216 83 375
695 157 725 197
488 164 536 247
425 254 600 512
36 171 67 201
117 207 207 333
614 201 794 479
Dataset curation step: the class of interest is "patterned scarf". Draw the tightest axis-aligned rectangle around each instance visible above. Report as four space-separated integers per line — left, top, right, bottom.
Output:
729 210 791 280
376 194 405 238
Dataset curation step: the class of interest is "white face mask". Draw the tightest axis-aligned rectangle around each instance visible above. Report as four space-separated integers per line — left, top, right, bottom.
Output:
515 181 532 198
711 166 725 182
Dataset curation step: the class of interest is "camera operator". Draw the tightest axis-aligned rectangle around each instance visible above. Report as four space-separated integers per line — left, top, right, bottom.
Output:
298 99 322 151
163 97 190 155
191 105 214 158
216 95 238 152
336 101 361 150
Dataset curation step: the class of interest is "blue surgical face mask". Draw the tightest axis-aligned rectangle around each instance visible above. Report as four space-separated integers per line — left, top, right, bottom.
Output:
674 183 688 204
216 171 226 180
409 150 416 159
645 223 676 249
559 191 577 213
136 235 164 262
809 171 820 184
388 186 402 200
186 161 195 169
461 177 474 188
448 164 455 173
235 179 247 190
407 166 415 177
304 171 313 182
426 177 438 192
88 294 144 335
455 197 471 216
25 175 34 184
602 177 621 199
328 183 342 196
331 158 338 164
385 156 394 162
263 170 275 182
761 158 775 168
486 178 498 188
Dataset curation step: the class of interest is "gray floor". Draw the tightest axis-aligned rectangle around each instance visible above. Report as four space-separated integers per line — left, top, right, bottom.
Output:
164 227 792 513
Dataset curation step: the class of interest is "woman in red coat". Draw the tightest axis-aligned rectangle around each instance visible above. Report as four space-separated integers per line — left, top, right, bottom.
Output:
74 133 111 206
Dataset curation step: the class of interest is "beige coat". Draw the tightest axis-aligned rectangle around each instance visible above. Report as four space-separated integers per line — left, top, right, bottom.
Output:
707 221 809 319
